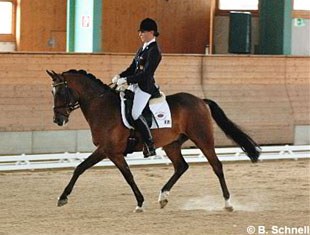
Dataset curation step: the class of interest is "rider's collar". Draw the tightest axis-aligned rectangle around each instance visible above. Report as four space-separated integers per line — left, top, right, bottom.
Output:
142 38 156 51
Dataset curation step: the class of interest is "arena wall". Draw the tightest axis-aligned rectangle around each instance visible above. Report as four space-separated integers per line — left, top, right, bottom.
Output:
17 0 211 53
0 53 309 154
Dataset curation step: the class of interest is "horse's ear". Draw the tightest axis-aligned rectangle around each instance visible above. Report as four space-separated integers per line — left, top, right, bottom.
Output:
46 70 54 79
46 70 61 82
52 70 64 82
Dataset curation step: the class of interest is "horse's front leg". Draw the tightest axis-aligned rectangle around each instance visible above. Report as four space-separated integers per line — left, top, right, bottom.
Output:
109 154 144 212
58 148 105 207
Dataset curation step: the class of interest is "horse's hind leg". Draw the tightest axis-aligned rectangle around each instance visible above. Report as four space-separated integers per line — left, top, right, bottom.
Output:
202 147 234 211
58 148 105 207
187 126 233 211
160 135 189 209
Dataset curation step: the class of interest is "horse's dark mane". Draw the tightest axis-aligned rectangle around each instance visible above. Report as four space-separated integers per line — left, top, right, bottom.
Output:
62 69 114 92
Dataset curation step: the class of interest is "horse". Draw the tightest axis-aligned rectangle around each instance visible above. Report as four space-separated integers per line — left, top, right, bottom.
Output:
46 69 260 212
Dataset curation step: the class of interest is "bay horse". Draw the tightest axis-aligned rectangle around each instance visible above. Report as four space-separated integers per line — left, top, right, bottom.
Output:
46 69 260 212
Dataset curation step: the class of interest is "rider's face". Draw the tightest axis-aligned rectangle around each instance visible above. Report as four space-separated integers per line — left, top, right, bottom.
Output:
139 30 154 43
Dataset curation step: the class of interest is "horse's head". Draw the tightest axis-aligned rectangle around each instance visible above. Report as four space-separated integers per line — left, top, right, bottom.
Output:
46 70 80 126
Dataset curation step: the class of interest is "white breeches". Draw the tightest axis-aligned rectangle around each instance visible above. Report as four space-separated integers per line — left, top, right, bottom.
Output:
129 84 151 120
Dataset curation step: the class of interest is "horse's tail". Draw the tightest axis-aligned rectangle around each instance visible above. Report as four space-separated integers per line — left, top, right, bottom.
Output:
204 99 261 162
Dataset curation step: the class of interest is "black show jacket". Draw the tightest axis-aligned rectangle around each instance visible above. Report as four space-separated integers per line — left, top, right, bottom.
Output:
119 41 162 95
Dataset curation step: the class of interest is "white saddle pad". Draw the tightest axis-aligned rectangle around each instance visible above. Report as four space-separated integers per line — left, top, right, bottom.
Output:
120 91 172 129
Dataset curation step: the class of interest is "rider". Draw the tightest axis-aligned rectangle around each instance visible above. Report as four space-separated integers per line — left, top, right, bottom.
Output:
112 18 162 157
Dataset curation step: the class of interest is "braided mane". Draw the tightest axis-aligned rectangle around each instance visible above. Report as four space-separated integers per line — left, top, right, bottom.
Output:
62 69 113 91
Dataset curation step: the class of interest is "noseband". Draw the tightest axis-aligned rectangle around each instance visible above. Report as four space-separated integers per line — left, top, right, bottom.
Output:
53 81 80 116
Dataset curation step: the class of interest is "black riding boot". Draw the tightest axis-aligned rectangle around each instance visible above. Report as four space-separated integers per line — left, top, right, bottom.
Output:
133 115 156 158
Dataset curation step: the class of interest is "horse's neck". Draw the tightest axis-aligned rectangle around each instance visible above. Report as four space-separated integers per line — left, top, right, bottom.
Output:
64 75 104 119
80 92 120 136
68 78 118 127
70 77 103 101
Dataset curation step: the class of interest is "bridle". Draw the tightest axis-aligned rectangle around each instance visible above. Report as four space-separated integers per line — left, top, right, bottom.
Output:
52 81 80 116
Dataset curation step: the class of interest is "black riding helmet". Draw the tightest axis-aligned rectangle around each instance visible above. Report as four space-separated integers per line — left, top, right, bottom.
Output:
138 18 159 37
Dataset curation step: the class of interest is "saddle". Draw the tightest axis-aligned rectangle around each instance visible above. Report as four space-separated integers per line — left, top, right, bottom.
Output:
123 89 161 128
119 88 171 156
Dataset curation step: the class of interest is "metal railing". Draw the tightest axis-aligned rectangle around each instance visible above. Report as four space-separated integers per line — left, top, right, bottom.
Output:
0 145 309 171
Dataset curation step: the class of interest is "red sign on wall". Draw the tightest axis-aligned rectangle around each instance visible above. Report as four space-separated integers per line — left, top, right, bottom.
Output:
82 16 90 27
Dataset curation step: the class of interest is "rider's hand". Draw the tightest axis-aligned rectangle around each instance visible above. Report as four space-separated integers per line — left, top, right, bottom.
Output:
111 74 120 84
117 77 127 86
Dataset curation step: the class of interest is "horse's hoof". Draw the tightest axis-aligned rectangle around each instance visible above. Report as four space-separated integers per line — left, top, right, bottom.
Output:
224 206 234 212
158 191 169 209
133 206 144 213
224 199 233 212
159 199 168 209
57 197 68 207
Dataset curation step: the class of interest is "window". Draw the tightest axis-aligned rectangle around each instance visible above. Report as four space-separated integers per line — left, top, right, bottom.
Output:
217 0 259 16
218 0 258 11
0 0 16 41
294 0 310 11
293 0 310 18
